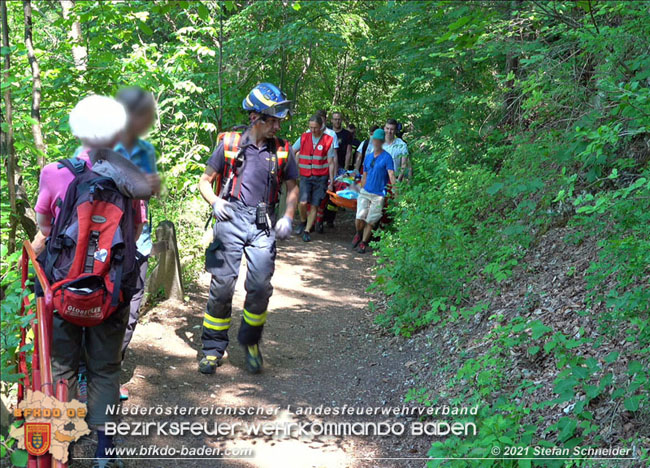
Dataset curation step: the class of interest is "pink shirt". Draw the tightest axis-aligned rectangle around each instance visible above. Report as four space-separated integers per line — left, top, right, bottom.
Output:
36 148 145 226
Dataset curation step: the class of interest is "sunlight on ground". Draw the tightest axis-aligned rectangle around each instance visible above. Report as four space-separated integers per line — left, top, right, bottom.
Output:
225 439 352 468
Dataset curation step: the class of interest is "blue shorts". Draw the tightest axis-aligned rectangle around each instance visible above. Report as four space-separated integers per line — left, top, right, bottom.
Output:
299 175 328 206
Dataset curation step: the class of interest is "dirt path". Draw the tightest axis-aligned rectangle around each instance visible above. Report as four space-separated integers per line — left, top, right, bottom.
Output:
74 212 430 468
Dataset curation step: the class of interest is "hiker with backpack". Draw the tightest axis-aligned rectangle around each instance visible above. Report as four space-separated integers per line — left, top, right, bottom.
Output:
114 86 160 401
197 83 299 375
34 95 151 468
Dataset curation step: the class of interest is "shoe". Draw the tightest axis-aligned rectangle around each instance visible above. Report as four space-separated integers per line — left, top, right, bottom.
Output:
198 355 222 374
351 233 361 249
119 385 129 401
356 241 367 254
244 344 263 374
294 223 306 235
77 372 87 404
315 221 324 234
92 458 124 468
302 231 311 242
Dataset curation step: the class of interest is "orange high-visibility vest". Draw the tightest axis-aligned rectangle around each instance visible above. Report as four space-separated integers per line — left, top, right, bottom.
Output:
298 132 334 177
214 131 290 204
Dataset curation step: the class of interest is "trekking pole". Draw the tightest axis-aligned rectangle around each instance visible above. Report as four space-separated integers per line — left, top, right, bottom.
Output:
19 248 38 468
23 241 54 396
21 241 57 468
53 380 69 468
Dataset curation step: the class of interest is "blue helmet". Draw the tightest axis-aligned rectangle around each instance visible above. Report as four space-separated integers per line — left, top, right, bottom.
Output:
242 82 291 119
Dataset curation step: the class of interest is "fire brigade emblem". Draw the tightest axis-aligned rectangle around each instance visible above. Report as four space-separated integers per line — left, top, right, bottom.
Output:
25 422 51 456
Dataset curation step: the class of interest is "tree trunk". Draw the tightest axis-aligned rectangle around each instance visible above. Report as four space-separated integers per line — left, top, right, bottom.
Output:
217 5 223 132
1 0 18 253
501 0 523 127
24 0 46 169
60 0 87 71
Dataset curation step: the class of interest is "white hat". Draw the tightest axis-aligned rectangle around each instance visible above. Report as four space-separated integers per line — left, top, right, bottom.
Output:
69 95 127 147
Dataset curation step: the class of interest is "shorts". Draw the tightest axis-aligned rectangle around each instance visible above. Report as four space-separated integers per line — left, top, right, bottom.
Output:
356 189 384 224
299 175 329 206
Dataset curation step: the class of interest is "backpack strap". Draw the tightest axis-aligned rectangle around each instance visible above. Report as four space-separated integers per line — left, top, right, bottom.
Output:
58 157 87 175
270 137 289 204
111 253 124 307
213 132 244 198
44 158 88 280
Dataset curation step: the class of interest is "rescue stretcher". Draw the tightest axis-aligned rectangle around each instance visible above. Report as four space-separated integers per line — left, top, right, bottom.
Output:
326 190 357 210
18 240 69 468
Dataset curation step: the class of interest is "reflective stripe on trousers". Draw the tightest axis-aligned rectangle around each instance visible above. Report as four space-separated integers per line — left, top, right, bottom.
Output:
201 200 276 357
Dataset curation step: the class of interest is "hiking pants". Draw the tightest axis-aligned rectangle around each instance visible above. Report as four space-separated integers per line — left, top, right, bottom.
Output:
201 200 276 358
51 304 129 428
121 258 148 358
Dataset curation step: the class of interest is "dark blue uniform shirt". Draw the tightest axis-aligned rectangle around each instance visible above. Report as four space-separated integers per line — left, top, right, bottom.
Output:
207 131 299 207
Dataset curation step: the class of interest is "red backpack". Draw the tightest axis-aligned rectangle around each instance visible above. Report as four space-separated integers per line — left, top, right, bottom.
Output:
38 153 139 327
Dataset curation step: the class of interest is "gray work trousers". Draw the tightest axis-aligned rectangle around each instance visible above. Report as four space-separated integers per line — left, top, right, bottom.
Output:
51 305 128 427
201 200 277 357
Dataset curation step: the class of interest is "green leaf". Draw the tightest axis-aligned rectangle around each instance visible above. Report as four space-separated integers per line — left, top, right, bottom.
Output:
486 182 503 195
558 418 577 442
140 21 153 35
571 364 589 380
604 351 619 363
530 320 552 340
628 361 642 374
11 449 29 467
623 395 641 411
518 459 532 468
198 3 209 21
448 15 472 31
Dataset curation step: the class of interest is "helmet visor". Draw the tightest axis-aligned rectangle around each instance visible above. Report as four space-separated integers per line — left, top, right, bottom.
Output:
261 100 292 119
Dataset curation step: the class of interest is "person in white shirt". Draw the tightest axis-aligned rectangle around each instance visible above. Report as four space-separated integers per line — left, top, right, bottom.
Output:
383 118 410 181
312 109 338 153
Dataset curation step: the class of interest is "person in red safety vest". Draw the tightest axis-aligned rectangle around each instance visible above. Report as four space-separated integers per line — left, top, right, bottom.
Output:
291 113 336 242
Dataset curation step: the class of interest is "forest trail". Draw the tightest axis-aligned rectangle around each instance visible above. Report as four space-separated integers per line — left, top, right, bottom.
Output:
75 212 428 467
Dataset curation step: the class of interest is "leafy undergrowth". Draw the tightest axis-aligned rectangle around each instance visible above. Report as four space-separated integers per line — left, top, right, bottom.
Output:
368 2 649 465
387 226 649 467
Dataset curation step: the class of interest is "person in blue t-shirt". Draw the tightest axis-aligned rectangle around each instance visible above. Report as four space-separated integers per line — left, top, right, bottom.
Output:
352 128 396 254
114 86 160 400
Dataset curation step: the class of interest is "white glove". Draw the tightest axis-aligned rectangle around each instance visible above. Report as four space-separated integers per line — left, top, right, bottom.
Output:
212 198 234 222
274 216 293 240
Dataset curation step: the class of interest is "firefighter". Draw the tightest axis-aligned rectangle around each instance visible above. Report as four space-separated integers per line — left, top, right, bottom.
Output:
197 83 299 375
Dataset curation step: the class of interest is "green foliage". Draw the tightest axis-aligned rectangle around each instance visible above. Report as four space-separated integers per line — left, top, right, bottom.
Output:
1 422 28 467
0 247 34 387
356 1 649 463
1 0 648 463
